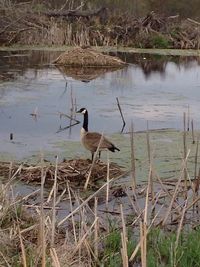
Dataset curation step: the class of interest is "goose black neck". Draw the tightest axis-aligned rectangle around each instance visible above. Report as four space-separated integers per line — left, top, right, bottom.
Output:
83 110 88 132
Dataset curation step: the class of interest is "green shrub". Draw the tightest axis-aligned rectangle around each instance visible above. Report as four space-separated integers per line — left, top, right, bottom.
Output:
151 34 170 48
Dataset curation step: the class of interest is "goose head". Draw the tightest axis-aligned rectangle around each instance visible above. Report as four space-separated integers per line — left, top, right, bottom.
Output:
76 108 87 114
76 107 89 132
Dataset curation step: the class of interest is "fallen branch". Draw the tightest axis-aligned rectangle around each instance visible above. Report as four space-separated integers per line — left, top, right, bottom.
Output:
42 7 106 19
187 18 200 26
116 97 126 133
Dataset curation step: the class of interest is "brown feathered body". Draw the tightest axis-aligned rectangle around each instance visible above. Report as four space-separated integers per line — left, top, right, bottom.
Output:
77 108 120 160
81 128 119 153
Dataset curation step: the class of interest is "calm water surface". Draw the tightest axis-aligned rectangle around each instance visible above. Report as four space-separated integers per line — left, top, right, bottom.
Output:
0 50 200 159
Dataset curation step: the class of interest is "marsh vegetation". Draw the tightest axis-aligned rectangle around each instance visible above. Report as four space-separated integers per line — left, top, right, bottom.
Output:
1 121 200 266
1 51 200 265
0 1 200 49
1 1 200 265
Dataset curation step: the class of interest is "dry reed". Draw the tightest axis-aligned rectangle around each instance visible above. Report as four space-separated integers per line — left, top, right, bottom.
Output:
130 121 136 189
106 152 110 207
40 155 46 267
162 150 190 225
51 155 58 248
120 204 128 267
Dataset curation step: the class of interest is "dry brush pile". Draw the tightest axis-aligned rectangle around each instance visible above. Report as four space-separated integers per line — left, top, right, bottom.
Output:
0 1 200 49
0 158 125 189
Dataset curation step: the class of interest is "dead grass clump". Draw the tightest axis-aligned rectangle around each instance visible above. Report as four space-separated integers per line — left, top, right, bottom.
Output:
0 185 39 266
53 47 126 67
0 159 125 188
55 243 90 267
0 231 18 259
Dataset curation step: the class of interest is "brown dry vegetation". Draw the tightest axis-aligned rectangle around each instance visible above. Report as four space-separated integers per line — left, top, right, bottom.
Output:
0 1 200 49
1 147 200 266
54 47 126 67
0 159 125 189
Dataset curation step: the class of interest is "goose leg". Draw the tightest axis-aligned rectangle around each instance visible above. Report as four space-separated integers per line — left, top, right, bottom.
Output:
91 152 94 161
98 151 101 159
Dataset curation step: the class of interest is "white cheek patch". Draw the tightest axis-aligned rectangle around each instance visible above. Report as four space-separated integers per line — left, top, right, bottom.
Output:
82 109 86 114
81 127 86 135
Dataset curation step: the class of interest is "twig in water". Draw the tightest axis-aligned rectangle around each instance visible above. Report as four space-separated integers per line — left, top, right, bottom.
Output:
187 104 190 131
116 97 126 132
10 133 13 140
183 112 188 197
70 87 75 113
57 111 80 133
56 121 80 133
146 122 154 200
146 121 151 164
30 107 38 120
69 87 76 136
191 119 195 144
58 112 80 123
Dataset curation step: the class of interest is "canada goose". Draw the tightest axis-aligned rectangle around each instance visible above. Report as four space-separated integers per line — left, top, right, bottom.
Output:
76 108 120 160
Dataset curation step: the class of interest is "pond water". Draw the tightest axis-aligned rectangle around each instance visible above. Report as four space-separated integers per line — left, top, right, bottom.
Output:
0 50 200 160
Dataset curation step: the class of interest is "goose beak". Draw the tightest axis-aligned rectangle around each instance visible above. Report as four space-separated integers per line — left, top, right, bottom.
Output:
76 109 81 113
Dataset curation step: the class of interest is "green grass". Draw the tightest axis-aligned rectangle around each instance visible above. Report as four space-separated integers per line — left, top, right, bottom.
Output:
100 228 137 267
11 249 53 267
148 227 200 267
99 227 200 267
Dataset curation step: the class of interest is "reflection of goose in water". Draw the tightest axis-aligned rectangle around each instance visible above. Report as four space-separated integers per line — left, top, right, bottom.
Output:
76 108 120 160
